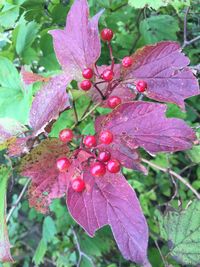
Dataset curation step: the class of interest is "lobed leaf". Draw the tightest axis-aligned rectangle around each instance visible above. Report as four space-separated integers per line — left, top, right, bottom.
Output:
29 74 71 134
20 138 70 213
49 0 103 80
124 41 199 109
164 200 200 266
95 101 196 154
67 169 149 265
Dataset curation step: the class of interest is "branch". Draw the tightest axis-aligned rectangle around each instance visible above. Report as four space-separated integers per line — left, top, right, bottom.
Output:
182 7 200 48
141 158 200 199
6 178 31 223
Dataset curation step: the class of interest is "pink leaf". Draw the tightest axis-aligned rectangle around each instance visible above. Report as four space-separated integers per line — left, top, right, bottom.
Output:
124 41 199 109
67 170 149 265
20 138 70 213
95 101 196 154
29 74 71 134
49 0 103 80
8 136 32 157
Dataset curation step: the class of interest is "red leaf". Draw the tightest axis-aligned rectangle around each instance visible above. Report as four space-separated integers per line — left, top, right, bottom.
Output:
124 41 199 109
29 74 71 134
21 68 50 85
49 0 103 80
95 101 196 154
20 139 70 213
67 169 149 265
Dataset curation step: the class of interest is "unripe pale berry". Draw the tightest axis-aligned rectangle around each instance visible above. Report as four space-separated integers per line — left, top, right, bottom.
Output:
107 159 121 173
107 96 121 109
99 130 113 145
90 162 106 177
97 151 111 162
80 80 92 91
101 69 114 82
136 80 147 93
83 135 97 148
101 28 113 42
71 178 85 192
82 68 93 79
122 56 133 68
59 129 73 143
56 157 71 172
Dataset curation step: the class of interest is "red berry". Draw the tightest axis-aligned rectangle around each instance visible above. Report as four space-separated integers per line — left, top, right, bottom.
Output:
80 80 92 91
59 129 73 143
136 80 147 93
122 56 133 68
71 178 85 192
97 151 111 162
56 157 71 172
107 159 121 173
101 69 114 82
107 96 121 109
90 162 106 177
83 135 97 148
99 130 113 145
82 68 93 79
101 28 113 42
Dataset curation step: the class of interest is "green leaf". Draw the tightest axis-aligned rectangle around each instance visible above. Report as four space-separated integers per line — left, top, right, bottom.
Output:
139 15 179 44
128 0 170 9
16 18 40 56
0 3 19 28
42 216 57 243
0 57 31 123
0 165 13 263
33 239 47 266
164 200 200 265
187 145 200 163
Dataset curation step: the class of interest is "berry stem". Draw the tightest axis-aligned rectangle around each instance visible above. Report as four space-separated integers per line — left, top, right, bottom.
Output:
93 83 106 100
107 42 115 70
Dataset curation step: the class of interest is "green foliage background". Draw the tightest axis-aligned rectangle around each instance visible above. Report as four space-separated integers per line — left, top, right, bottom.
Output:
0 0 200 266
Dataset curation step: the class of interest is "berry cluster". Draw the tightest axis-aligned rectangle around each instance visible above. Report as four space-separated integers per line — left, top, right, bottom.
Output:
83 130 121 178
56 128 121 193
56 28 148 193
79 28 147 107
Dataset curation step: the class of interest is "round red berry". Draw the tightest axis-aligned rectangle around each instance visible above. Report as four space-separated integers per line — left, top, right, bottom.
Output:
97 151 111 162
59 129 73 143
83 135 97 148
107 159 121 173
101 69 114 82
136 80 147 93
101 28 113 42
99 130 113 145
56 157 71 172
90 162 106 177
80 80 92 91
71 178 85 192
82 68 93 79
122 56 133 68
107 96 121 109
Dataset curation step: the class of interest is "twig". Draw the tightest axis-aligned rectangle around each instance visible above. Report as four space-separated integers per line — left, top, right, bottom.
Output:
154 239 168 267
182 7 200 48
141 158 200 199
71 227 95 267
73 100 79 124
6 179 31 223
71 102 101 130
